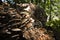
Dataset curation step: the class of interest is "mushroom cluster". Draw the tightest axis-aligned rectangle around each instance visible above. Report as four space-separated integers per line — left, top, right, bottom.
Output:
0 2 55 40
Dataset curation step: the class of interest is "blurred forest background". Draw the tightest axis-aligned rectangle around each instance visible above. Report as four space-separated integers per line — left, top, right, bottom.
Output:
1 0 60 40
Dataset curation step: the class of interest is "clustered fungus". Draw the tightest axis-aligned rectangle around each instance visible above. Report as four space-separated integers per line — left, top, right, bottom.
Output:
0 2 55 40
